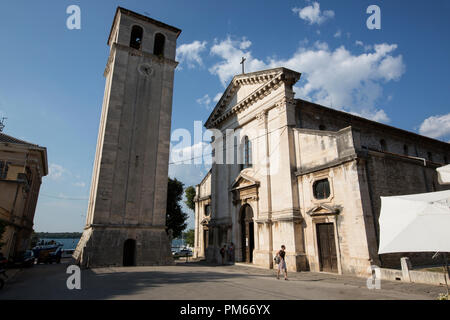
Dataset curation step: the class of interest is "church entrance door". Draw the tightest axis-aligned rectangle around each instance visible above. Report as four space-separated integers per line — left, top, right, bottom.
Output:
123 239 136 266
240 204 254 263
316 223 338 273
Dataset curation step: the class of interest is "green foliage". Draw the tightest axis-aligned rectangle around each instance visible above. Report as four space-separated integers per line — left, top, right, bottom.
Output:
438 293 448 300
166 178 188 239
184 186 196 211
183 229 195 247
0 220 7 250
34 232 82 239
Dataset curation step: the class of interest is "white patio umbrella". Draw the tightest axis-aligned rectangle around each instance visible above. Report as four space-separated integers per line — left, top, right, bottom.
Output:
378 190 450 294
378 190 450 254
437 164 450 185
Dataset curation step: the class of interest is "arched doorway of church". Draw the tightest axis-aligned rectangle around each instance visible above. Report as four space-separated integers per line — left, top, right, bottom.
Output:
240 204 254 263
123 239 136 266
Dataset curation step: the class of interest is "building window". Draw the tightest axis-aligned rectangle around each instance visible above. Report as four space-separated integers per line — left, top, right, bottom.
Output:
204 205 211 217
243 136 252 169
0 161 9 179
319 124 326 131
130 25 143 50
427 152 433 162
313 179 331 200
403 144 409 156
380 139 387 152
153 33 165 57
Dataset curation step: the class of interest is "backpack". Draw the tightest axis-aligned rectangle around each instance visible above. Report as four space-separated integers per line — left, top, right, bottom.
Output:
274 255 281 264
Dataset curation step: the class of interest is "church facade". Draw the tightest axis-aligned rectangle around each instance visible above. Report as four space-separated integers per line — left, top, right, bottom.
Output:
193 67 450 276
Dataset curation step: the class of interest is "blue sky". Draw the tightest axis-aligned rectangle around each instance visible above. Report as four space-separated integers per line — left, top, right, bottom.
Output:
0 0 449 232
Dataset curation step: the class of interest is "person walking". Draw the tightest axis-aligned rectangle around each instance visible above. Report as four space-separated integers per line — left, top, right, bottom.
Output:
228 242 235 264
275 245 288 280
220 245 227 265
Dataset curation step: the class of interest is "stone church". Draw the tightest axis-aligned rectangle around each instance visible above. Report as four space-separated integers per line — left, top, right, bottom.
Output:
193 67 450 276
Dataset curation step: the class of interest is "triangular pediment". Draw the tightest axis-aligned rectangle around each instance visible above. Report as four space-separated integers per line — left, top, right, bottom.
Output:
307 204 342 216
205 67 301 128
230 172 260 190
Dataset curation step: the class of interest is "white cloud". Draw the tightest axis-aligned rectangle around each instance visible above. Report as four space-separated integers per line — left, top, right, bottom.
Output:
292 2 335 25
196 94 213 110
209 37 406 123
334 30 342 38
48 163 66 180
170 141 211 165
213 92 222 103
419 113 450 139
73 182 86 188
176 40 207 69
209 36 266 86
355 40 373 52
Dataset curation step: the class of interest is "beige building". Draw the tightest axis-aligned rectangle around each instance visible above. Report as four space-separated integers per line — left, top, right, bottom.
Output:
74 8 181 267
193 67 450 276
0 132 48 259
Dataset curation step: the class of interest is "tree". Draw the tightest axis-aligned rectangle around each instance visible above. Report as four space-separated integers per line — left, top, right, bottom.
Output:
166 178 188 239
184 186 196 211
183 229 195 247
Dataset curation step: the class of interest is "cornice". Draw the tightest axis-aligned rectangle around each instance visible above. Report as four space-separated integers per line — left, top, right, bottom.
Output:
205 69 301 129
206 73 283 129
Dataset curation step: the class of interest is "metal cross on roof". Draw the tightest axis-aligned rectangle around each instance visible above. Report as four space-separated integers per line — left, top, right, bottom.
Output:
240 57 246 74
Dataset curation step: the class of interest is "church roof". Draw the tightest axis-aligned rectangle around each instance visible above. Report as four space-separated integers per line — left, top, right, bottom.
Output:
0 132 39 147
297 99 450 148
108 7 182 45
205 67 301 129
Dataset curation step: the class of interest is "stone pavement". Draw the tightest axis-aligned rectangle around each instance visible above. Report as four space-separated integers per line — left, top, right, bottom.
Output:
0 260 445 300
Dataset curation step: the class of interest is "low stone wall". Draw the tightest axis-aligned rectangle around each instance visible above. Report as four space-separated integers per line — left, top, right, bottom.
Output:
380 259 450 286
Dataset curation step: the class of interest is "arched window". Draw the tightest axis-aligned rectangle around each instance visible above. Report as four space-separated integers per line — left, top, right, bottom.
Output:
130 26 143 50
153 33 165 57
313 179 330 200
244 136 252 169
380 139 387 152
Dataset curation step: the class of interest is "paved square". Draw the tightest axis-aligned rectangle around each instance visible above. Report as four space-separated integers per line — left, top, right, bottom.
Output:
0 261 445 300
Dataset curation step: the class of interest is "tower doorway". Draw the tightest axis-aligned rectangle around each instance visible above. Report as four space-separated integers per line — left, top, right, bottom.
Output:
123 239 136 266
240 204 254 263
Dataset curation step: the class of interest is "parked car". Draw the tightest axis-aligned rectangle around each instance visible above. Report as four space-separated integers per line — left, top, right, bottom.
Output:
10 250 35 268
46 247 62 264
33 244 60 264
61 249 75 259
173 249 193 258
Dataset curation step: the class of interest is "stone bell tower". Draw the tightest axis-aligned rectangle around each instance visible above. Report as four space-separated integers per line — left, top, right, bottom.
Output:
74 7 181 267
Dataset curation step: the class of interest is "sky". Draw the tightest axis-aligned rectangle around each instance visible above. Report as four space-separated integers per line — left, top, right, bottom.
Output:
0 0 449 232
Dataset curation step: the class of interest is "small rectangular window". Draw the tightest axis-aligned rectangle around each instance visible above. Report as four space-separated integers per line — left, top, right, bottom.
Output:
313 179 331 200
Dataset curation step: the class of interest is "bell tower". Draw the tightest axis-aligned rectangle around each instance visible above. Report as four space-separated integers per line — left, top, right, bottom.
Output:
74 7 181 267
